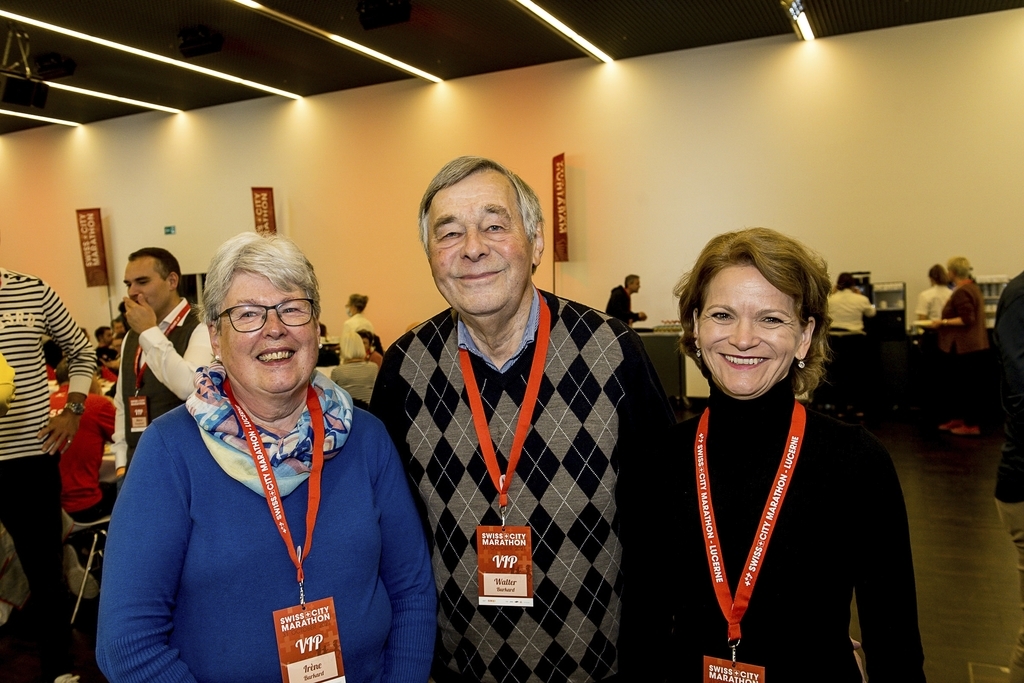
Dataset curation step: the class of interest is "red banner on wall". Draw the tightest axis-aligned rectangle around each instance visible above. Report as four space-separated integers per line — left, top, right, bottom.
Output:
552 154 568 262
75 208 109 287
251 187 277 235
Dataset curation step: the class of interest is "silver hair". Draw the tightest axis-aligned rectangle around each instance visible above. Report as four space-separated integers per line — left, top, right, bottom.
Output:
418 156 543 252
201 232 321 327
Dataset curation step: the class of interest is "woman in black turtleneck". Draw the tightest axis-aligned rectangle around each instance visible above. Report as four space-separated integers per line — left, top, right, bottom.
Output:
662 228 925 682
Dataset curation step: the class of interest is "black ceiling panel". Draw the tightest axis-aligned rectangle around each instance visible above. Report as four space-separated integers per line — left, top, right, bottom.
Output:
2 0 1022 135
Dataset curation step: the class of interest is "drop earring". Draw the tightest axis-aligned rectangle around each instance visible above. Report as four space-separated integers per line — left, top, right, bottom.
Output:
797 359 806 369
695 349 702 359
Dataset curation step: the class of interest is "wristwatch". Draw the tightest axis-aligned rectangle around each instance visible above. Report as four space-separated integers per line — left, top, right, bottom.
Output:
65 401 86 415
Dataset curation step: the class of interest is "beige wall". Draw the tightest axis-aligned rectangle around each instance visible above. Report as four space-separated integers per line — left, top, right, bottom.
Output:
2 9 1023 349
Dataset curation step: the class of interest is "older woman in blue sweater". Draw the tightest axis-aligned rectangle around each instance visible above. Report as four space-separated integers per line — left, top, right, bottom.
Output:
97 233 435 683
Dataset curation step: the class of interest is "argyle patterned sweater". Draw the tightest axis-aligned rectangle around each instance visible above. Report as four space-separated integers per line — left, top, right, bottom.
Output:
371 292 675 683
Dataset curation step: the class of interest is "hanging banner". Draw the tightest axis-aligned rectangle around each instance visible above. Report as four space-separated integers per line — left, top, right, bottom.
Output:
75 208 109 287
251 187 277 235
552 154 568 262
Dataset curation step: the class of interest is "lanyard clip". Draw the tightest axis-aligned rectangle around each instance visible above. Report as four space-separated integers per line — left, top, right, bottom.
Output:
729 639 740 666
500 505 507 529
297 546 306 608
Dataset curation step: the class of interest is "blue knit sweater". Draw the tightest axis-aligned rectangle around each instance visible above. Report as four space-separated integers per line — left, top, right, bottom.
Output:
96 405 436 683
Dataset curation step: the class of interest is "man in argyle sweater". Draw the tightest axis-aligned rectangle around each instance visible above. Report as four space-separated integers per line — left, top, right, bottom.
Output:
371 157 675 683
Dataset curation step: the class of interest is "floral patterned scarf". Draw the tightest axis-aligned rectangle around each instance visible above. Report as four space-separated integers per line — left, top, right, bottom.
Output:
186 363 353 496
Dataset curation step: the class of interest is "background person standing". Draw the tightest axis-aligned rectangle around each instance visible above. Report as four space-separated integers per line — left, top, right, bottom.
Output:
931 256 989 436
0 264 95 683
995 268 1024 683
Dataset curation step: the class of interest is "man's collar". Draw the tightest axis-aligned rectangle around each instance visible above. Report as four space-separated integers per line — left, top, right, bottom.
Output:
457 288 541 374
158 297 189 331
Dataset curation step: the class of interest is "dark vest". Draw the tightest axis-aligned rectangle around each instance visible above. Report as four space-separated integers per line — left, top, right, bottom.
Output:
121 307 202 465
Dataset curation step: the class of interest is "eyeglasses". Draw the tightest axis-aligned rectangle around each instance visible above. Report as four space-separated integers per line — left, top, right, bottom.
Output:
219 298 314 332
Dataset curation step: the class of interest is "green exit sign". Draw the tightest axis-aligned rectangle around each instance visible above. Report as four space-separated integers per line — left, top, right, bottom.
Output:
164 225 176 235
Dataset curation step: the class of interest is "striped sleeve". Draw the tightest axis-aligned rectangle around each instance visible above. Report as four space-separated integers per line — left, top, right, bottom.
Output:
0 269 92 461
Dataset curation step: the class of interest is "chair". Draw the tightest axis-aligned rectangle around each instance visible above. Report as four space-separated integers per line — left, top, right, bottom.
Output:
65 515 111 625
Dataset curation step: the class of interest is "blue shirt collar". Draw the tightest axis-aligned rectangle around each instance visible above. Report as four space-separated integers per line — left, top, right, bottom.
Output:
457 288 541 373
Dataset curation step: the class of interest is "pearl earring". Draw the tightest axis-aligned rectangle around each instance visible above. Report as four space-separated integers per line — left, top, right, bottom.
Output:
695 349 701 359
797 359 806 369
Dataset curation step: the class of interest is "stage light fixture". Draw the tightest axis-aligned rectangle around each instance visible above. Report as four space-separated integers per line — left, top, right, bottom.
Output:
1 74 48 108
33 52 76 80
357 0 411 31
178 25 224 59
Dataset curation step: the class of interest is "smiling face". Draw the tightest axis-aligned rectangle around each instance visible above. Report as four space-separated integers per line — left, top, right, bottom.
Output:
209 272 318 420
694 265 814 400
426 170 543 325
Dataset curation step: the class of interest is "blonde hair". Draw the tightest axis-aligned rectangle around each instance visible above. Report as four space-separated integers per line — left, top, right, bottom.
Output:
947 256 972 279
338 331 367 362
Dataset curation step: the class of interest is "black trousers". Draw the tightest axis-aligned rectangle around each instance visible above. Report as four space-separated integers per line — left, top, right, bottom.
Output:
942 349 988 427
0 454 73 680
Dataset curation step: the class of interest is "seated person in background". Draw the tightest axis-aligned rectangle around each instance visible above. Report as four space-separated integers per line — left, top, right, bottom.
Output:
331 331 379 407
316 322 340 367
95 324 120 381
49 361 116 523
343 293 374 335
358 329 383 368
916 264 953 322
606 273 648 326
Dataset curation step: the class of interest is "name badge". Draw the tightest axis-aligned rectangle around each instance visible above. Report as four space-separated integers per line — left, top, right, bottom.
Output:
476 525 533 607
273 597 345 683
703 656 765 682
128 395 149 432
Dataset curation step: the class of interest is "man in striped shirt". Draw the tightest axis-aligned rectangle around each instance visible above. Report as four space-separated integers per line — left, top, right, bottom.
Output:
0 266 96 683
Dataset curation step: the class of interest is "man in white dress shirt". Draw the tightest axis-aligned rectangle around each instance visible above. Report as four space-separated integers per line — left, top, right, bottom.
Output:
113 248 212 477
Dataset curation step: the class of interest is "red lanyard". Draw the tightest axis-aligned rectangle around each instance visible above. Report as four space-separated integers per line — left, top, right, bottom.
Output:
695 400 806 649
134 302 192 389
225 379 325 607
459 295 551 520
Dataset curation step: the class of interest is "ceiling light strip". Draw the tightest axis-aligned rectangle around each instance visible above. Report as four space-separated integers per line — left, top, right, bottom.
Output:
229 1 441 83
48 82 182 114
0 108 79 127
0 9 301 99
513 0 613 63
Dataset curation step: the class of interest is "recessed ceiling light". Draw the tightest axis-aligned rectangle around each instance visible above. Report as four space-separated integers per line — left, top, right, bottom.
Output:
0 108 79 127
0 8 301 99
48 82 182 114
513 0 613 64
228 0 442 83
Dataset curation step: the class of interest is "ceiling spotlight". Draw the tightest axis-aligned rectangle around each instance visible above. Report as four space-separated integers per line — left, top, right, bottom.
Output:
33 52 76 80
357 0 411 31
781 0 815 41
178 25 225 59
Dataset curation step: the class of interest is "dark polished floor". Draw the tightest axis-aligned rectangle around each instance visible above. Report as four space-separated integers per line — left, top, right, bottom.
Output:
0 413 1019 682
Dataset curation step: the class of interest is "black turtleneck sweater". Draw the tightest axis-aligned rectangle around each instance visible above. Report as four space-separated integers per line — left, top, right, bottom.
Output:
660 381 925 682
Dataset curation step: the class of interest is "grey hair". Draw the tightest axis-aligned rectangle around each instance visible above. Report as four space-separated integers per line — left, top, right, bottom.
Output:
201 232 321 327
418 156 543 252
